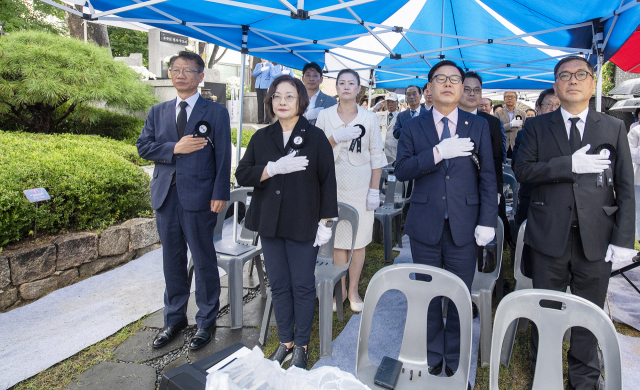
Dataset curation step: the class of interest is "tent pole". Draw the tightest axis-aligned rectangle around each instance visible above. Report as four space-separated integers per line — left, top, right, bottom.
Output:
83 21 87 43
368 69 373 109
596 54 603 113
440 0 445 57
233 52 247 243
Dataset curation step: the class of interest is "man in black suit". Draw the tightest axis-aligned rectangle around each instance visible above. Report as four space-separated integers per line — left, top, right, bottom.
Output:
393 85 427 140
514 56 636 390
459 72 508 247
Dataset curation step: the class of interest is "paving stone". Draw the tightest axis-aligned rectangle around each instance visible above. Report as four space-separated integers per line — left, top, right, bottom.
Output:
188 327 261 363
217 296 272 328
64 362 156 390
219 261 262 289
19 275 58 300
8 244 56 285
161 355 188 374
57 268 79 288
114 330 184 362
0 255 10 289
55 233 97 271
79 251 134 278
135 242 161 259
98 225 130 257
0 287 18 311
122 218 160 250
143 288 231 329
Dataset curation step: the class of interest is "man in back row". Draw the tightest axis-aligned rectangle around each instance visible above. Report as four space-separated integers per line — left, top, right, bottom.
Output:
301 62 337 126
495 91 526 158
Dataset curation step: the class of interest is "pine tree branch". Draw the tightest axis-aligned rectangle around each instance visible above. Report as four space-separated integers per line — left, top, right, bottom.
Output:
52 101 77 127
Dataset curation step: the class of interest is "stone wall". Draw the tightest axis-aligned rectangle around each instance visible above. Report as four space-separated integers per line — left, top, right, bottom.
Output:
615 66 640 85
0 218 161 312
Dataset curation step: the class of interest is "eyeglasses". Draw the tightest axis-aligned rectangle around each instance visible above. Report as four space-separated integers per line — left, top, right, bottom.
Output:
169 68 199 76
464 87 482 94
542 102 561 109
432 74 462 84
504 95 517 100
556 70 593 82
272 94 297 102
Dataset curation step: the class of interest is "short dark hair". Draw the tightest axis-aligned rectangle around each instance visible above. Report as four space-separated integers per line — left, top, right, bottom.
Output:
635 107 640 119
427 60 465 82
406 85 422 94
553 55 595 78
264 75 309 117
464 71 482 86
360 95 369 104
336 68 361 86
169 51 205 73
423 82 429 91
374 96 385 103
494 103 503 110
302 62 323 76
535 88 556 109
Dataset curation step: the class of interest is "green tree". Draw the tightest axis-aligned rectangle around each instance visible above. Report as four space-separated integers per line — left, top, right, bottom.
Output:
0 30 158 134
602 61 617 95
107 26 148 67
0 0 66 34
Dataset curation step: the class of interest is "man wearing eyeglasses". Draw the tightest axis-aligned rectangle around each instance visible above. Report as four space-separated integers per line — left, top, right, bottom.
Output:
395 61 497 386
514 56 635 390
495 91 526 159
137 51 231 353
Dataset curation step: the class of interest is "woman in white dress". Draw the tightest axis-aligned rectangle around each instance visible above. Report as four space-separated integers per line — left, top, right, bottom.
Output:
316 69 387 312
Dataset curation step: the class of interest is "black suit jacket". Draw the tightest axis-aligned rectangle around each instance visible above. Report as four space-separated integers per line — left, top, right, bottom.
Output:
477 110 504 194
513 109 634 260
235 116 338 241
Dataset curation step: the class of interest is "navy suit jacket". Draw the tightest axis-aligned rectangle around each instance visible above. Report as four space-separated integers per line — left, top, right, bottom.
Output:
393 105 429 139
137 96 232 211
395 108 498 246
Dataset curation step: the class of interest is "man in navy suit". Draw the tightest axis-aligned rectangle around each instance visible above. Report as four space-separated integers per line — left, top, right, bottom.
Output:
392 85 427 140
301 62 337 126
137 51 231 351
395 60 498 380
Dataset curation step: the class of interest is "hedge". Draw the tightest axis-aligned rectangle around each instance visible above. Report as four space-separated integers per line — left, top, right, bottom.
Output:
0 132 152 245
231 128 256 149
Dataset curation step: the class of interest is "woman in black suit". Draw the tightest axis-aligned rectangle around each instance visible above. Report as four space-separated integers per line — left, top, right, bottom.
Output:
235 75 338 369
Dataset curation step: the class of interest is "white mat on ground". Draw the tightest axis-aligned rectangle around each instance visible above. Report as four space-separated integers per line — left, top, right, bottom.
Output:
619 332 640 389
606 260 640 332
313 234 480 387
0 218 238 390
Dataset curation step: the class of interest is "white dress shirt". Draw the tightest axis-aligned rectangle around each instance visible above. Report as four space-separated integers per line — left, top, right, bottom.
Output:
561 106 588 142
175 92 200 122
306 90 320 112
432 107 459 164
409 105 422 118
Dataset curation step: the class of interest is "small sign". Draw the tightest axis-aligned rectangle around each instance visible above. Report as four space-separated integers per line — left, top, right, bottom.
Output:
23 188 50 203
160 31 188 45
388 174 397 182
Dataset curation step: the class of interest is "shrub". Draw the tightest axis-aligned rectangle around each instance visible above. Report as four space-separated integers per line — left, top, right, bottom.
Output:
0 132 153 245
231 128 256 148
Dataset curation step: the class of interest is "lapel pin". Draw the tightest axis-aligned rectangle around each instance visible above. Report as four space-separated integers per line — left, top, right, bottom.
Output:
465 121 468 125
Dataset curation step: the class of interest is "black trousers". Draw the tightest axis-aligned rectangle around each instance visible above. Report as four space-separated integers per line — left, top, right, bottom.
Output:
256 88 270 123
261 236 318 346
155 185 221 329
515 194 532 277
530 226 611 389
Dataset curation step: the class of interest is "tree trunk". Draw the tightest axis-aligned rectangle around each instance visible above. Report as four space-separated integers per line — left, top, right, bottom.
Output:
207 45 228 68
66 5 111 55
250 56 261 92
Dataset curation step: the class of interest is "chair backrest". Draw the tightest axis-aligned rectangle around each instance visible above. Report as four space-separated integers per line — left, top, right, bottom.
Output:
503 173 518 212
214 187 253 238
513 220 529 287
502 163 514 177
472 217 504 290
382 177 398 205
356 264 473 389
317 202 359 269
490 290 622 390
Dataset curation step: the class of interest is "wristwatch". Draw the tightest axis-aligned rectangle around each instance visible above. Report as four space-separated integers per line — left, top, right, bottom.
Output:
321 218 338 228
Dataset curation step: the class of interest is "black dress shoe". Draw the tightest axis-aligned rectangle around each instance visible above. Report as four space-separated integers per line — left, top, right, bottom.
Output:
153 317 187 349
268 343 294 366
428 362 443 376
445 366 455 377
188 324 216 350
290 345 308 369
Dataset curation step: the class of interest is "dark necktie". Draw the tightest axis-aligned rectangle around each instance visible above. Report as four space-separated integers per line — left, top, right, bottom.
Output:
569 117 581 152
388 113 393 125
411 110 417 118
441 117 451 219
177 101 188 138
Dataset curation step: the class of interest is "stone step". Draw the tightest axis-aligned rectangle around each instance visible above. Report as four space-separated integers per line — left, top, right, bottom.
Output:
63 362 156 390
114 330 185 363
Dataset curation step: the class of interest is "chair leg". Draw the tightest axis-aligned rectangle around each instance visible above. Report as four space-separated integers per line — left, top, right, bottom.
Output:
255 255 267 298
500 319 519 368
228 260 244 329
518 318 529 333
383 217 393 263
248 258 255 277
259 289 273 345
442 297 449 319
317 282 334 359
496 266 504 299
479 290 492 368
335 279 344 322
373 219 382 244
395 215 403 248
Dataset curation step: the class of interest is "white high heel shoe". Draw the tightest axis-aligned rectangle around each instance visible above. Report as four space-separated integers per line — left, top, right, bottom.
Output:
349 297 364 313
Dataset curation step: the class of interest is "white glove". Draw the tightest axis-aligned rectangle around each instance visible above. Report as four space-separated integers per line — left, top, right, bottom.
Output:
282 69 290 75
605 244 637 263
475 225 495 247
266 152 308 177
305 107 323 121
498 193 501 205
366 188 380 211
313 222 333 247
371 101 384 111
331 126 362 143
510 118 523 128
436 135 473 160
572 144 611 174
260 66 269 72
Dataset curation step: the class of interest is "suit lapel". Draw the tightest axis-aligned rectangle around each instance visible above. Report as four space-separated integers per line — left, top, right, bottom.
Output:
581 109 601 150
549 109 572 156
269 121 286 155
164 99 179 142
185 96 207 136
418 109 440 151
316 91 325 108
